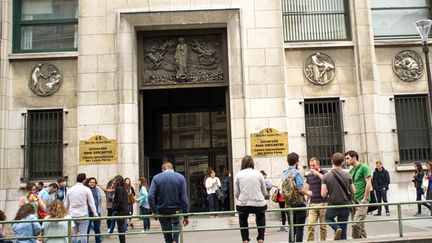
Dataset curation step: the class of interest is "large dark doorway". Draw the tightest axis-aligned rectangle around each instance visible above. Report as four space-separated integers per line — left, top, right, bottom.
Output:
141 87 231 212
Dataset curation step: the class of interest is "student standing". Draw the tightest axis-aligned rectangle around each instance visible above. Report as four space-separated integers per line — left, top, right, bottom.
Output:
372 160 390 216
12 204 41 243
41 200 74 243
137 177 151 232
205 168 221 217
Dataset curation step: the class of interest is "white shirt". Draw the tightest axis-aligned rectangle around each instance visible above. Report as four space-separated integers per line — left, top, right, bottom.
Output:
65 182 98 217
234 168 267 207
205 177 221 194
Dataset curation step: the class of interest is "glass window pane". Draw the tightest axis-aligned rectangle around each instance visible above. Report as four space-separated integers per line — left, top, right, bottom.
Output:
212 110 227 148
20 24 77 50
22 0 78 20
372 9 430 37
371 0 428 8
171 112 210 149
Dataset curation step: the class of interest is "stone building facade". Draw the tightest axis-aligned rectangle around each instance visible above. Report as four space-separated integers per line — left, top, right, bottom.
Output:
0 0 430 212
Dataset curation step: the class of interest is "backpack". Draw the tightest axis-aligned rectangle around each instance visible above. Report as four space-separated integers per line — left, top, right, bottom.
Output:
281 171 304 207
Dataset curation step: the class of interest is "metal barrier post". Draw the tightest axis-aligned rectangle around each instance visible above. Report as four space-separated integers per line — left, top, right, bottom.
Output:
179 215 184 243
397 204 403 237
67 219 72 243
289 208 294 242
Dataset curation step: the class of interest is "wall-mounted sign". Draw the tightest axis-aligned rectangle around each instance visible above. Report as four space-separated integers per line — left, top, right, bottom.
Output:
250 128 288 157
79 135 117 164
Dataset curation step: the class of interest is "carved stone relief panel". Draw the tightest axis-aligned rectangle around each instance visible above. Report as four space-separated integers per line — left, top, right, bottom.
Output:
304 53 336 85
393 50 424 82
141 34 224 86
29 63 62 96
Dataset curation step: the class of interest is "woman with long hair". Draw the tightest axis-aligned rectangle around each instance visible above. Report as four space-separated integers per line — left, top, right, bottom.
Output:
234 156 268 243
424 162 432 216
113 175 129 243
413 162 431 216
124 178 136 229
0 210 13 243
205 168 221 217
98 179 116 234
12 204 41 243
18 182 45 219
137 177 151 232
41 200 74 243
84 177 102 243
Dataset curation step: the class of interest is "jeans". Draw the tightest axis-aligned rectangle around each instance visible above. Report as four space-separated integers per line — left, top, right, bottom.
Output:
325 207 350 240
73 218 90 243
139 206 151 231
375 189 389 214
236 205 267 242
107 208 115 230
287 203 307 243
88 216 102 243
108 211 116 233
306 202 327 241
208 193 219 212
278 202 288 225
351 203 368 239
416 187 431 214
159 216 180 243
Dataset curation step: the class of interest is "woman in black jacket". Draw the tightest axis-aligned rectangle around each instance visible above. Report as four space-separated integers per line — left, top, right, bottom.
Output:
413 162 431 216
113 175 129 243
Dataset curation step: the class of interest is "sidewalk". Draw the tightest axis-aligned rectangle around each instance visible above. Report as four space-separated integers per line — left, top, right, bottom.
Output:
101 210 432 243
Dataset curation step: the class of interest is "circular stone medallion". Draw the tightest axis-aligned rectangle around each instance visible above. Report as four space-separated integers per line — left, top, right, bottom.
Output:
393 50 424 82
304 52 336 85
29 64 62 96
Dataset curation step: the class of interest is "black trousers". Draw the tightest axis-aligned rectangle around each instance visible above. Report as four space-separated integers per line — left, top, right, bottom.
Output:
278 201 288 225
287 203 307 243
375 189 389 214
236 205 267 242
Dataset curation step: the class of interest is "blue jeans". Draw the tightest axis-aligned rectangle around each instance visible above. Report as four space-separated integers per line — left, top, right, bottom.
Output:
108 211 116 233
88 215 102 243
287 203 307 243
207 193 218 212
139 206 151 231
159 216 180 243
325 207 350 240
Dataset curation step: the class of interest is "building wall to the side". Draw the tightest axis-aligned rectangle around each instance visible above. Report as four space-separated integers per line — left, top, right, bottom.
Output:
0 0 429 212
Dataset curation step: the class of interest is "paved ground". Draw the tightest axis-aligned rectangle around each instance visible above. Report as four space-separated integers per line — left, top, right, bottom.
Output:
100 210 432 243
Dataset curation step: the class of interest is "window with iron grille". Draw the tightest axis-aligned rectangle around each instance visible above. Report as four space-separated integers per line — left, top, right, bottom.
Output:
371 1 431 38
304 99 344 167
282 0 350 42
394 95 432 164
13 0 78 53
24 110 63 179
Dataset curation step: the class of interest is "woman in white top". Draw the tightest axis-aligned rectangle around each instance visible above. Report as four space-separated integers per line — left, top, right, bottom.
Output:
234 155 267 243
205 168 221 217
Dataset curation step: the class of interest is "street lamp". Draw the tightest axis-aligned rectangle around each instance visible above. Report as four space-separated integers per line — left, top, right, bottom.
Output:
416 19 432 113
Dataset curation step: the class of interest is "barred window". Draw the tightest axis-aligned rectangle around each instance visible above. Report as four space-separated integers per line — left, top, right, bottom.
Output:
13 0 78 53
371 0 431 38
394 95 432 164
304 99 344 167
24 110 63 179
282 0 349 42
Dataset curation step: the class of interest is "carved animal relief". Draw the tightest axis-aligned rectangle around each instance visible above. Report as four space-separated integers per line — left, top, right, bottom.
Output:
29 64 62 96
393 50 423 82
142 34 224 86
304 53 336 85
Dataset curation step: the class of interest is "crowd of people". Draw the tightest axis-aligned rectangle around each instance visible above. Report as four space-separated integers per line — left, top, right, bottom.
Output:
1 150 432 243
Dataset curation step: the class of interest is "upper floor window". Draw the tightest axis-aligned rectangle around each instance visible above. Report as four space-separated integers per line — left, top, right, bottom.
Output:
24 110 64 180
13 0 78 53
282 0 350 42
372 0 431 38
304 98 344 167
394 95 432 164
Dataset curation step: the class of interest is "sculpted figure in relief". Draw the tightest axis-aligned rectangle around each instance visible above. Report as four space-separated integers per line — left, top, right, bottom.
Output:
30 64 62 96
175 38 188 82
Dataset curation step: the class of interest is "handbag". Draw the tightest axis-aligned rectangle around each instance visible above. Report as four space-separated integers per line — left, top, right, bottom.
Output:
127 193 136 204
37 206 47 219
271 189 279 203
367 190 379 213
215 189 227 200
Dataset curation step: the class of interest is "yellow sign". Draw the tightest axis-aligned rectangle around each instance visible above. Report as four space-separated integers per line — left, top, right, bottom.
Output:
250 128 288 157
79 135 117 164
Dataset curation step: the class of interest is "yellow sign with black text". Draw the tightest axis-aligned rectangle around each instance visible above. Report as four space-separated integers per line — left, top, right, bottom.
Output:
79 135 117 164
250 128 288 157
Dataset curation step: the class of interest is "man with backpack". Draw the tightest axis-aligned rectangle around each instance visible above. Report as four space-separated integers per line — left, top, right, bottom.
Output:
281 152 312 243
345 150 372 239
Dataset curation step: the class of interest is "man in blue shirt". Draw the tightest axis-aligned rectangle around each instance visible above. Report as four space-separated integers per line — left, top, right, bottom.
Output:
55 179 67 201
281 152 312 243
38 183 58 206
148 162 189 243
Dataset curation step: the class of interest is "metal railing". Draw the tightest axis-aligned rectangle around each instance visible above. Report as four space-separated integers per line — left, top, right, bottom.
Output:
1 200 432 242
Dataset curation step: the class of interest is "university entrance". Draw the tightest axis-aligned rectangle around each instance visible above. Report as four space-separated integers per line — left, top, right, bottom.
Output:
140 87 232 212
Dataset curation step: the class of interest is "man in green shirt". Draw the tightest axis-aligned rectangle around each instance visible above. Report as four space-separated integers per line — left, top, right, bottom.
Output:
345 150 372 239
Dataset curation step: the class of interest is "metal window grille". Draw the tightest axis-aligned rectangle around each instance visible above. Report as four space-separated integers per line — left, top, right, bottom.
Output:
304 99 344 167
394 95 432 164
23 110 64 180
282 0 349 42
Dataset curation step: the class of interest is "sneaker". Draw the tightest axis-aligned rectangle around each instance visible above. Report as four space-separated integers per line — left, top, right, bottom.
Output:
386 212 390 216
414 212 421 217
277 227 287 232
373 213 381 216
334 228 342 240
